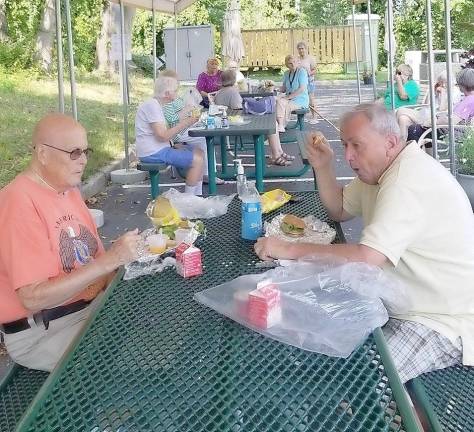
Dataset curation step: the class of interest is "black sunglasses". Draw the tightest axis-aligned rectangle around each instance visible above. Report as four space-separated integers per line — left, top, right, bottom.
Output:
41 143 93 160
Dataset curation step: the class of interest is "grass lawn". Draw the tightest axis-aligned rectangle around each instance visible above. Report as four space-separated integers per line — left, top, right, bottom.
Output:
0 67 154 188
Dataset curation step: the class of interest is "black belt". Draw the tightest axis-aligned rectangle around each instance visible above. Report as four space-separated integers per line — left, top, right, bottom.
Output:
1 299 92 334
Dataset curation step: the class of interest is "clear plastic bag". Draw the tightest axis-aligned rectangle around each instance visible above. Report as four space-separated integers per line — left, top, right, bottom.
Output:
195 260 408 357
123 228 178 280
163 188 236 219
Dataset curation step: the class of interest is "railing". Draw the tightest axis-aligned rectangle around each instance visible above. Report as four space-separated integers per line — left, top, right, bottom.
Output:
239 25 363 68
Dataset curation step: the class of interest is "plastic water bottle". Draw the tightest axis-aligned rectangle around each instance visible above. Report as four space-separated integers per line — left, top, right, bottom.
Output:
234 159 247 197
222 108 229 128
240 181 263 241
207 115 216 129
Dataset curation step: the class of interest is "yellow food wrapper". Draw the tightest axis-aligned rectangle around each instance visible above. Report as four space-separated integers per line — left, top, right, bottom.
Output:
261 189 292 214
146 196 182 228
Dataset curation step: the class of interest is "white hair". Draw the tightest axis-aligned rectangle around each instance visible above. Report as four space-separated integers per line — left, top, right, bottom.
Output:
341 103 401 139
154 75 178 97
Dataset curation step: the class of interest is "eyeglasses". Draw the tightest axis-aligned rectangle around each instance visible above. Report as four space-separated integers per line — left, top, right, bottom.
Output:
40 143 93 160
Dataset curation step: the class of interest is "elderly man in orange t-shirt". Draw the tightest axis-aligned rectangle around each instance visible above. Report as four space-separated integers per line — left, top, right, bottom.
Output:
0 113 142 371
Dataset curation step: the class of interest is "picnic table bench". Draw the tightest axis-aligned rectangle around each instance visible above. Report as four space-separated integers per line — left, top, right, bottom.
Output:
407 364 474 431
0 363 48 432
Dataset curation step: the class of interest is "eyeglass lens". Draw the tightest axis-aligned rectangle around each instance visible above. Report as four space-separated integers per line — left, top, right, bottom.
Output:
70 148 92 160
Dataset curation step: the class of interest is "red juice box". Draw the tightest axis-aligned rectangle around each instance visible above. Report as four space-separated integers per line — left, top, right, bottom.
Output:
248 279 282 329
175 243 203 278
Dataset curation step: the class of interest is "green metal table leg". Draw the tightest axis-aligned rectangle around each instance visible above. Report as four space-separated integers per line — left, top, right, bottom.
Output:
206 136 217 195
220 136 229 176
149 170 160 199
253 134 265 192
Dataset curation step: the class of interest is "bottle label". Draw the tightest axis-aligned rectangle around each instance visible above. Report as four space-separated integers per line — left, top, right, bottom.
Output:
241 202 262 240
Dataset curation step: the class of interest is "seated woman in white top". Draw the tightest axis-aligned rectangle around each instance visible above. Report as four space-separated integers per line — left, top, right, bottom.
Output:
135 71 204 195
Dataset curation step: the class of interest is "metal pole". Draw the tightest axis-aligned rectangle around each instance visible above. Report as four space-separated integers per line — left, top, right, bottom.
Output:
55 0 65 113
352 4 361 104
443 0 455 174
64 0 77 120
425 0 438 155
174 7 178 75
366 0 377 99
119 0 130 170
387 1 395 111
152 1 157 82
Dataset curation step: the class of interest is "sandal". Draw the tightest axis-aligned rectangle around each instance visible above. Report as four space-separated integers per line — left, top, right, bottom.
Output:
270 155 292 166
281 152 295 161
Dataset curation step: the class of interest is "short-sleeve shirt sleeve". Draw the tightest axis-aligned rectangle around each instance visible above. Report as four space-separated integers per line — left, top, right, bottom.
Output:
404 80 420 104
342 178 363 217
141 99 165 125
359 184 424 265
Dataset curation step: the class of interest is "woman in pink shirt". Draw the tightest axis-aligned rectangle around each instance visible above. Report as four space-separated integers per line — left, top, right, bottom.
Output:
196 58 222 108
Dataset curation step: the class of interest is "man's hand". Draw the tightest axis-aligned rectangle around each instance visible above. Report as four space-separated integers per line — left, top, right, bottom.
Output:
254 237 290 261
100 229 142 271
305 132 334 170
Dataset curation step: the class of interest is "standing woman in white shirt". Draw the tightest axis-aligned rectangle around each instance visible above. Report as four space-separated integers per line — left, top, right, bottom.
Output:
296 41 317 117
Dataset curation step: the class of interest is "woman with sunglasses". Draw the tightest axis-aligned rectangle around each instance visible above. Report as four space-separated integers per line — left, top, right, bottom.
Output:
383 64 420 110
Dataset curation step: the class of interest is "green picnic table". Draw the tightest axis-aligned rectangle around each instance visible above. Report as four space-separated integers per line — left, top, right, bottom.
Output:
188 112 276 194
188 113 310 194
16 191 421 432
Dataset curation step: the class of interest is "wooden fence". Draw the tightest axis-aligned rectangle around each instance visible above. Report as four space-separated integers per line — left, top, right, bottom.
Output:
239 26 363 68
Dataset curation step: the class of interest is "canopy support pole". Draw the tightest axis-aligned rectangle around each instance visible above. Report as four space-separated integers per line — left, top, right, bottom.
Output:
174 6 178 75
119 0 129 170
443 0 455 174
55 0 65 113
64 0 77 120
387 0 395 111
366 0 377 99
425 0 438 155
152 0 157 82
351 3 361 104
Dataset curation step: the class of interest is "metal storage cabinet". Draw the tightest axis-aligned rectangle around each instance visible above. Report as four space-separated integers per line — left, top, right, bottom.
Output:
164 25 214 81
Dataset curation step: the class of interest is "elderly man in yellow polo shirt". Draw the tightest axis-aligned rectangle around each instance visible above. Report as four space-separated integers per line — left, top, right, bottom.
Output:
254 102 474 383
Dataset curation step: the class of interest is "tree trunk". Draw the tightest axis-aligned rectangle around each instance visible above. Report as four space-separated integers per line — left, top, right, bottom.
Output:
35 0 56 72
96 2 114 73
0 0 7 41
96 4 135 73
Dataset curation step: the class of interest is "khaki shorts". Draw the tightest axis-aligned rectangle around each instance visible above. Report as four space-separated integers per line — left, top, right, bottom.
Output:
2 297 100 372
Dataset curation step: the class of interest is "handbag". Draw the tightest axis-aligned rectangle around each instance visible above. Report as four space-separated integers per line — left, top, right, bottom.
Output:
243 96 276 115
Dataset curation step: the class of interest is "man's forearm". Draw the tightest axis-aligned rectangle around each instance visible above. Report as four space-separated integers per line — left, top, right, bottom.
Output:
17 256 116 312
276 242 386 267
315 166 345 221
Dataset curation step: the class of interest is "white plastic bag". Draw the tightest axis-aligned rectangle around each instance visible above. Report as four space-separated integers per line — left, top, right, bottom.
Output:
195 260 408 357
163 188 236 219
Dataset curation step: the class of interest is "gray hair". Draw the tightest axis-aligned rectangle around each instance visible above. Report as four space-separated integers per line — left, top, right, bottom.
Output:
340 103 401 139
457 68 474 92
221 69 237 87
397 64 414 80
154 70 178 97
296 41 308 50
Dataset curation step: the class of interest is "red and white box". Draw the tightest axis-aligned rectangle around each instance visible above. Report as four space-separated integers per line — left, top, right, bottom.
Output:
248 279 282 329
175 243 203 278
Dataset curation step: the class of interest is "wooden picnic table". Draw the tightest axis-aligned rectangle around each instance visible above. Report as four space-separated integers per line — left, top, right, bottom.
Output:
15 191 421 432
